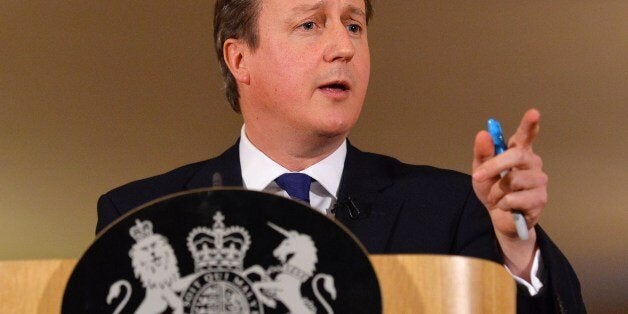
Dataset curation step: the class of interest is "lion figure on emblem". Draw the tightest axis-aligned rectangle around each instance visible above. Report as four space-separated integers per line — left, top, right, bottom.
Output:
107 220 183 314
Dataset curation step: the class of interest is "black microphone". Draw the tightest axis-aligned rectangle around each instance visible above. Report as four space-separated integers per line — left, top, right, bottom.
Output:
212 172 223 187
332 197 361 220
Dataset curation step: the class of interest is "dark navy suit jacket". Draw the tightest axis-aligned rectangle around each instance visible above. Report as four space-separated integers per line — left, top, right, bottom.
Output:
97 142 585 313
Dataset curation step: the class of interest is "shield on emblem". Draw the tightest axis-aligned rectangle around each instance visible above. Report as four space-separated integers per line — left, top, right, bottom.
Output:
63 188 382 313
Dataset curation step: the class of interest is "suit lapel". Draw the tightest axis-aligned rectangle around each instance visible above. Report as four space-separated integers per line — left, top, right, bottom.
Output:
182 140 401 252
185 140 243 190
336 142 404 253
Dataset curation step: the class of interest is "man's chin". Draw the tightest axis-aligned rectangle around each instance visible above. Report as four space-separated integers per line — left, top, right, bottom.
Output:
317 131 345 140
313 126 352 140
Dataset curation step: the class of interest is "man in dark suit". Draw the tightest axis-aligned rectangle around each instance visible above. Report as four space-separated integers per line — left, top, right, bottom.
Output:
97 0 585 312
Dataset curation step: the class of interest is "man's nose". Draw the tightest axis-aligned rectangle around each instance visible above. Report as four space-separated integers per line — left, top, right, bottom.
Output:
323 23 356 63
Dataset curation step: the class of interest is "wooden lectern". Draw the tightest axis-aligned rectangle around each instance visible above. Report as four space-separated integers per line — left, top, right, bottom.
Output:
0 255 515 313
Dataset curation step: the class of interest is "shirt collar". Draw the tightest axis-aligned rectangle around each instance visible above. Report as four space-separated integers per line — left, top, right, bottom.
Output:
239 125 346 198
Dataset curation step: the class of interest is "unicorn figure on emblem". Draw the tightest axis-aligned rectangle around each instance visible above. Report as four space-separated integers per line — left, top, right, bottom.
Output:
243 223 338 314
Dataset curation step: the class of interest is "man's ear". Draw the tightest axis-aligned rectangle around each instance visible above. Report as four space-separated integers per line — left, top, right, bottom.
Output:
223 38 251 85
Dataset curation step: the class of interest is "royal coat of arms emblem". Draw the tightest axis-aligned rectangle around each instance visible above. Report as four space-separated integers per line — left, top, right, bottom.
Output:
106 212 337 314
62 189 381 314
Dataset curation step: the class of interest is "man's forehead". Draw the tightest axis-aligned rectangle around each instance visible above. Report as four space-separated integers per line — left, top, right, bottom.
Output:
261 0 366 16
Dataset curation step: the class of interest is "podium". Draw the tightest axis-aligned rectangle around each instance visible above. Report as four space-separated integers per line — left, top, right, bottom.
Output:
2 190 516 312
0 255 515 313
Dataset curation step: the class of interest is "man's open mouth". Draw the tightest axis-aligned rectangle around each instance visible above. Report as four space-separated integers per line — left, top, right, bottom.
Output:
319 82 350 91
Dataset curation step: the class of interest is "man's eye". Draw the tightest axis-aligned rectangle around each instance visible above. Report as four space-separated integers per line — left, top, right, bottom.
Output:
347 24 362 34
300 22 316 30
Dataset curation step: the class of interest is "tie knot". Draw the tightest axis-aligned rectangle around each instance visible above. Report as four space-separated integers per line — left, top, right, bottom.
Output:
275 173 312 204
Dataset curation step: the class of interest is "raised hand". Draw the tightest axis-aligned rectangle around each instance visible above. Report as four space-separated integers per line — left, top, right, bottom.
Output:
472 109 548 278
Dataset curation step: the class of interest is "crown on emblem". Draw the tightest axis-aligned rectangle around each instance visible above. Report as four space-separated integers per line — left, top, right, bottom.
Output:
129 219 154 242
187 211 251 272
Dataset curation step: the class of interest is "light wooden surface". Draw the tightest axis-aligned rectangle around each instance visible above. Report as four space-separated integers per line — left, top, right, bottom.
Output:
0 255 514 313
0 259 76 313
370 254 515 313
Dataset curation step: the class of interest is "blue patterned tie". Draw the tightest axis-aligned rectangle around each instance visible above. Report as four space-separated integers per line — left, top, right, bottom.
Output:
274 173 312 204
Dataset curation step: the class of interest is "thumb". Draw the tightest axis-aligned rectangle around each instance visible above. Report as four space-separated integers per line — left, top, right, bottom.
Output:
473 130 494 171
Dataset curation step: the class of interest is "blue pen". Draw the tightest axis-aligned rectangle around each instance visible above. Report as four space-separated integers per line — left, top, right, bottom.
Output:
487 118 529 241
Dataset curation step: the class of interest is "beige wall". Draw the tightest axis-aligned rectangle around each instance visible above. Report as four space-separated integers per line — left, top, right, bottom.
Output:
1 1 626 312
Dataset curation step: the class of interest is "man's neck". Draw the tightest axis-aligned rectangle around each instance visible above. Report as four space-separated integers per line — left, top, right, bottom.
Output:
243 124 346 172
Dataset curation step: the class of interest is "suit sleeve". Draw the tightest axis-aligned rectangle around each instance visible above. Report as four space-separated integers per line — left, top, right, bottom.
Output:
455 190 585 313
450 184 501 262
518 226 586 313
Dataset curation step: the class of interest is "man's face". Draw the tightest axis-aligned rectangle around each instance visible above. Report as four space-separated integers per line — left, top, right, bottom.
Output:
241 0 370 140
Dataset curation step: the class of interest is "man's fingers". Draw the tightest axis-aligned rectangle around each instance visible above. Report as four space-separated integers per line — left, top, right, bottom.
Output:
494 188 547 224
473 148 542 181
508 108 541 149
486 170 548 205
473 109 541 181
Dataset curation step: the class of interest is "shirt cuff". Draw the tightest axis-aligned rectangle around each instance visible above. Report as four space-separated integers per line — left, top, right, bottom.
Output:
503 248 544 296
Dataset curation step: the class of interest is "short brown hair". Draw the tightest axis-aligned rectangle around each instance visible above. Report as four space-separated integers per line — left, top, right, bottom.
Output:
213 0 373 112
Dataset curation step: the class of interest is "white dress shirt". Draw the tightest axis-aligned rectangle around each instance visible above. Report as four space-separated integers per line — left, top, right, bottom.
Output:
239 125 344 215
238 125 543 295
